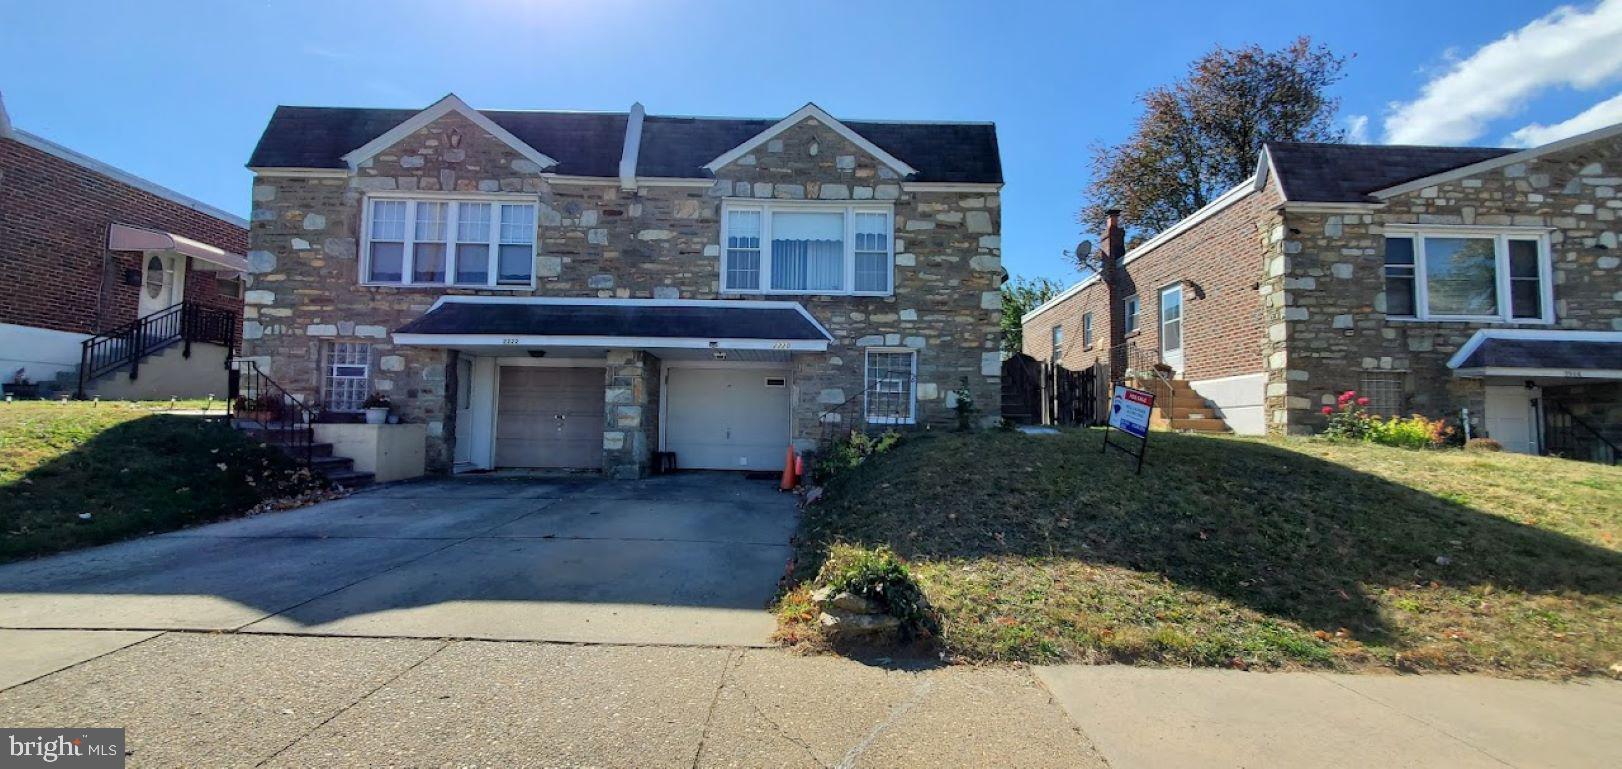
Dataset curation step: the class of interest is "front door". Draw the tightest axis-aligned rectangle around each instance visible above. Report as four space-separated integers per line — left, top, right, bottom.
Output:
1485 384 1540 454
453 357 474 465
138 252 185 318
1159 285 1184 375
494 367 606 468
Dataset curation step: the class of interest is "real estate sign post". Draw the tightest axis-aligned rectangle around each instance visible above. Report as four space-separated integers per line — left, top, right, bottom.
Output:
1101 385 1154 473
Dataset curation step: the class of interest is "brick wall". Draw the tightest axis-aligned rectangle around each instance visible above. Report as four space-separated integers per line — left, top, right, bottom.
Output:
0 137 247 335
242 112 1003 470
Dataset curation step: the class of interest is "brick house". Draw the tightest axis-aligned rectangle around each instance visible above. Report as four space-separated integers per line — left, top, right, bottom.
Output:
0 94 247 398
1024 126 1622 459
242 95 1004 477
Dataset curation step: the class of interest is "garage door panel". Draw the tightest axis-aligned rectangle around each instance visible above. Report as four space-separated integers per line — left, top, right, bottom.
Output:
665 368 789 471
496 367 605 469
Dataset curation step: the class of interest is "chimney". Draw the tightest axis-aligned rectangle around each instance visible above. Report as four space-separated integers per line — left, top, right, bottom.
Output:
1102 209 1128 379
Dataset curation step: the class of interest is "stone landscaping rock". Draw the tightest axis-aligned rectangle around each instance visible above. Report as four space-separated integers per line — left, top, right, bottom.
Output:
830 591 876 614
818 610 901 637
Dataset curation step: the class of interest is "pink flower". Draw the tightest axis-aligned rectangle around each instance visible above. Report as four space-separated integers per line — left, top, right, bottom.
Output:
1357 397 1370 407
1342 390 1356 400
1322 406 1334 415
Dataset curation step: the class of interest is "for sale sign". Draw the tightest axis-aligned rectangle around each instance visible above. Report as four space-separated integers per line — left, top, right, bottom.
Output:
1108 386 1154 439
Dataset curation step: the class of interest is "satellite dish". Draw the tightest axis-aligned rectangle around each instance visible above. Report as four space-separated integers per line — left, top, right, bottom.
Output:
1074 240 1094 258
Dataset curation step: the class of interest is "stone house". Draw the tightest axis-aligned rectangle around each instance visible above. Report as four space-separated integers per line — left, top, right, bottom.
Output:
1023 126 1622 459
0 93 247 399
243 95 1004 477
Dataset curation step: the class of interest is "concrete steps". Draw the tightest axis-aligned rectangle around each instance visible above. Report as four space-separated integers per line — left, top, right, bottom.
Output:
233 421 373 488
1130 377 1232 434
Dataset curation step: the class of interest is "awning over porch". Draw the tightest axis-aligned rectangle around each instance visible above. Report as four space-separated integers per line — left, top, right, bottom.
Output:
1448 330 1622 379
392 297 834 351
107 223 248 272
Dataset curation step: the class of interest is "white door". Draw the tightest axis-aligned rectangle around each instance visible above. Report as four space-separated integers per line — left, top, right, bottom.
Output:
138 252 185 318
1159 285 1184 375
453 357 474 465
664 368 790 471
1485 385 1540 454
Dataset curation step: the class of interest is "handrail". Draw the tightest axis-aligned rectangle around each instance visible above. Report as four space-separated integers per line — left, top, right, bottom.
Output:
1546 400 1618 466
77 301 238 397
228 359 319 467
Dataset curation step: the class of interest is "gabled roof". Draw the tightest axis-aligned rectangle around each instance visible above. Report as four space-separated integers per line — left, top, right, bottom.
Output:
1260 142 1516 204
1372 120 1622 199
247 101 1002 184
337 93 558 172
700 103 917 177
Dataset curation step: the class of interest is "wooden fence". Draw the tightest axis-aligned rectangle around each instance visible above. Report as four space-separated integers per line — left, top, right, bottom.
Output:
1001 354 1110 427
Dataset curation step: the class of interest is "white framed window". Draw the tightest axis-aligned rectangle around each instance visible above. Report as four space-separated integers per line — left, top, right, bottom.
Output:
1382 228 1553 323
1081 312 1094 348
1123 295 1139 333
864 349 916 424
324 342 372 412
1050 325 1063 358
362 194 538 288
721 201 894 296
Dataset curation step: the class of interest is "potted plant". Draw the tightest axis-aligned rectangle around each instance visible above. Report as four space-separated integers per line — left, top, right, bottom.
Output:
362 392 392 425
3 369 40 400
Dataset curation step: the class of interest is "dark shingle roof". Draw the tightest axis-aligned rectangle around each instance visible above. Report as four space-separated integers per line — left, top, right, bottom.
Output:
248 106 1001 184
1265 142 1518 203
395 301 832 341
1453 338 1622 371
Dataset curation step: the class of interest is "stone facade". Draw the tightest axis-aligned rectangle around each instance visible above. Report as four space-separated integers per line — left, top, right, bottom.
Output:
243 111 1002 473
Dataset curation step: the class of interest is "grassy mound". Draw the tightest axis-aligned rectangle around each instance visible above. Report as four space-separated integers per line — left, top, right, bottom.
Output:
1 402 323 561
781 429 1621 677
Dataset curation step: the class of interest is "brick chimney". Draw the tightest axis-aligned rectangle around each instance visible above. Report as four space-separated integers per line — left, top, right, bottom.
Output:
1102 209 1129 379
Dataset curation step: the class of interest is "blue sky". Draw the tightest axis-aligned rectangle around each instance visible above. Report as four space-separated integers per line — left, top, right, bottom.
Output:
5 0 1621 287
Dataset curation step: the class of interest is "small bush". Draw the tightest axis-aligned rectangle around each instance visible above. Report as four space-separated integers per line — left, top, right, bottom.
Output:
816 544 935 637
951 377 979 431
812 429 901 482
1321 389 1451 449
1466 437 1503 453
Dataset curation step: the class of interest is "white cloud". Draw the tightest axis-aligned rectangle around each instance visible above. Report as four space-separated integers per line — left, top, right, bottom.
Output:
1345 114 1370 144
1383 0 1622 145
1505 92 1622 146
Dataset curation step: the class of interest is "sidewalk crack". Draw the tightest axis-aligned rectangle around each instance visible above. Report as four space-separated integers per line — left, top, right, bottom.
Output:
1312 672 1517 768
834 677 934 769
689 648 738 769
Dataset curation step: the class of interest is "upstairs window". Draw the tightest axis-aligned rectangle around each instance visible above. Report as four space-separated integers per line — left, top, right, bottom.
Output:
722 202 893 295
1123 295 1140 333
1383 229 1551 323
1081 312 1094 348
364 196 537 287
1050 325 1063 358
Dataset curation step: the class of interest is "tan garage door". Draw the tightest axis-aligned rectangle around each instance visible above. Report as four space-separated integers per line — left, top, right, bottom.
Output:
495 367 605 469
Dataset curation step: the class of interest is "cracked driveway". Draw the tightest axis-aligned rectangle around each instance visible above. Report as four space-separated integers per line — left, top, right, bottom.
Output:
0 472 797 646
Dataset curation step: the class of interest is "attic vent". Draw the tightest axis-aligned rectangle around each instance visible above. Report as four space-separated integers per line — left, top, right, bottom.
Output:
764 376 787 388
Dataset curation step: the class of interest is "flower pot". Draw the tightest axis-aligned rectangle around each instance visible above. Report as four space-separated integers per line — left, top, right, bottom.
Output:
365 407 389 425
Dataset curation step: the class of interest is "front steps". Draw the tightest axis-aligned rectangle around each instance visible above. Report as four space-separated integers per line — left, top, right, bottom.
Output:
234 421 375 488
1129 377 1231 434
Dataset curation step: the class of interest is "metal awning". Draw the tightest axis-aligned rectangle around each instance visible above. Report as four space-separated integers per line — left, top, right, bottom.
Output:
392 297 834 351
1448 330 1622 379
107 223 248 272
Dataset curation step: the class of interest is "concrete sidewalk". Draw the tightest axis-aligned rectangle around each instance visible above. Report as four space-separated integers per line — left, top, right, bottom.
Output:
1036 664 1622 769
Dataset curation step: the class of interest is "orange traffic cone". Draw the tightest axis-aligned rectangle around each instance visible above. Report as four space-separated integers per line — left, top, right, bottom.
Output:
779 445 798 491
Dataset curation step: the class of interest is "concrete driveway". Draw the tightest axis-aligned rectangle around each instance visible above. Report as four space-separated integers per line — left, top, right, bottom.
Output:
0 472 797 648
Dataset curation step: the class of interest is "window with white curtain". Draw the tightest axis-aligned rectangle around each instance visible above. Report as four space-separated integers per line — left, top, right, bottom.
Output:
362 196 537 287
1382 229 1552 322
722 202 893 295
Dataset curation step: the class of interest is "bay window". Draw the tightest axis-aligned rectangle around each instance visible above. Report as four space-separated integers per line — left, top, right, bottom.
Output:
1382 228 1552 323
722 202 894 295
363 195 537 287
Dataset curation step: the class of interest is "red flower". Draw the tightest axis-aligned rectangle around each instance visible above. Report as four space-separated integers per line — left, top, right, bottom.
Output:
1357 397 1370 407
1322 406 1334 415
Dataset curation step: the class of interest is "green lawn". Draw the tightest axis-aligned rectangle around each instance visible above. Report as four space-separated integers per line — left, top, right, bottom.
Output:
779 429 1622 678
0 401 323 562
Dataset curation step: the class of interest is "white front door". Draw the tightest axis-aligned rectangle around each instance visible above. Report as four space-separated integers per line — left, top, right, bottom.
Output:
1159 285 1184 375
663 367 790 471
1485 385 1540 454
453 357 474 465
138 252 185 318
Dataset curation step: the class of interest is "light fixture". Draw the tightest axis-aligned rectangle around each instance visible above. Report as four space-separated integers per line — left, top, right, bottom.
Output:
528 350 546 358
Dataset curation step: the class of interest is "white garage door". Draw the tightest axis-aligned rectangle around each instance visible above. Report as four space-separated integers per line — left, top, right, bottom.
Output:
664 368 790 471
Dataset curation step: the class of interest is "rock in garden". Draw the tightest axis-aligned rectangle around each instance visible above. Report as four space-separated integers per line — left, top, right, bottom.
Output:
830 591 878 614
819 609 900 638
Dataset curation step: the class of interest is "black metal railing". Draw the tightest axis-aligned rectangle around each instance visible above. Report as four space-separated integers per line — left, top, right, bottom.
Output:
816 367 927 449
1543 401 1618 465
78 301 237 396
228 359 318 466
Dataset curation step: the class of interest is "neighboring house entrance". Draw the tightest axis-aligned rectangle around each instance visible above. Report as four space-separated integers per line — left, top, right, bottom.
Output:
494 366 605 468
1159 285 1184 375
453 357 474 466
1484 384 1541 454
138 252 185 318
663 367 790 471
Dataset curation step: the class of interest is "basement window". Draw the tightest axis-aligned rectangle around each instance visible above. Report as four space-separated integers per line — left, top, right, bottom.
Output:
864 349 916 425
324 342 372 413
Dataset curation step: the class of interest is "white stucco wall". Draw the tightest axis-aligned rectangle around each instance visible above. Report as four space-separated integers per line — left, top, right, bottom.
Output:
1190 372 1267 436
1 322 88 384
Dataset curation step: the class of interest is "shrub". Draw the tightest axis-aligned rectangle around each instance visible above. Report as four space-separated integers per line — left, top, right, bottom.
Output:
1321 389 1451 448
1321 389 1376 441
812 429 901 482
1466 437 1504 453
951 377 979 431
816 544 935 637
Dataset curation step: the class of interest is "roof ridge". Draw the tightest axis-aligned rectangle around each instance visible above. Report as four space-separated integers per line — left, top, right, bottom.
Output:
1267 139 1518 153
